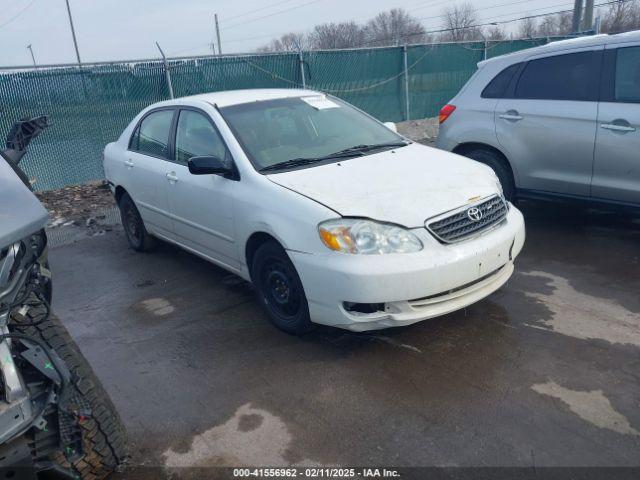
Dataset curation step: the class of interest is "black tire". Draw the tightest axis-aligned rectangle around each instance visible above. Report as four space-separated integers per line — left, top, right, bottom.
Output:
117 192 157 252
11 292 128 479
463 148 516 201
251 241 312 335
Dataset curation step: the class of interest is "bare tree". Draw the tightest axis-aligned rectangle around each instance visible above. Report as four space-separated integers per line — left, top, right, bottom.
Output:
601 0 640 33
535 12 573 37
518 17 538 38
536 16 557 37
364 8 427 47
485 25 506 41
308 21 366 49
441 3 482 41
257 32 309 52
555 12 573 34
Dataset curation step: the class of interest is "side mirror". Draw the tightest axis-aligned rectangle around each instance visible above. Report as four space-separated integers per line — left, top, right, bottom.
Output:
188 156 233 176
383 122 398 133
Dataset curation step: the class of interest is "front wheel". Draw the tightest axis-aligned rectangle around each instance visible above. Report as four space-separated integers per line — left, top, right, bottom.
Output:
251 241 312 335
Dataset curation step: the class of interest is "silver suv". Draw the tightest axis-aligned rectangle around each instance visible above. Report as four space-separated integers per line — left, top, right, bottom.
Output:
436 31 640 207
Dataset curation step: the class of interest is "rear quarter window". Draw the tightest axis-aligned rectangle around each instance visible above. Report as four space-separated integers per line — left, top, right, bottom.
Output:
481 63 521 99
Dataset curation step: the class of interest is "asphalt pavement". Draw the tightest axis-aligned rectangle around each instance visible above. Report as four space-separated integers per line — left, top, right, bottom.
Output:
48 200 640 477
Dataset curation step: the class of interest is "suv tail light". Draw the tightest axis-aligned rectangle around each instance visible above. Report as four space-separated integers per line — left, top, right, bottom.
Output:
439 104 456 124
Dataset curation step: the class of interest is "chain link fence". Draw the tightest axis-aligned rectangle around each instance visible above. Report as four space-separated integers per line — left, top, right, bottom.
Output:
0 37 557 191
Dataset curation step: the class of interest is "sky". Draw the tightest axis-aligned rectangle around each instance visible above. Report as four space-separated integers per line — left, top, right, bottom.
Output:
0 0 582 67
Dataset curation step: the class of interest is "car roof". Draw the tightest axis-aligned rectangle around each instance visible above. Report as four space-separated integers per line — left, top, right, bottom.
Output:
478 29 640 67
156 88 322 109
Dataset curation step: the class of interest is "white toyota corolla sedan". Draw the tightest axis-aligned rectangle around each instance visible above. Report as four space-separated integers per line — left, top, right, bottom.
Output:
103 89 525 334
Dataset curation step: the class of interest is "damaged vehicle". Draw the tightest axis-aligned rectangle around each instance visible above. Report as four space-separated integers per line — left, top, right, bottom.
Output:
1 117 127 478
103 89 525 334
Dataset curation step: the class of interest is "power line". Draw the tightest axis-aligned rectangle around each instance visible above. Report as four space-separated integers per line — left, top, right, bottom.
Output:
416 0 563 22
458 1 578 24
173 0 621 56
225 32 287 44
408 0 460 13
467 1 596 26
433 0 620 31
0 0 37 29
351 0 621 48
224 0 296 22
223 0 323 30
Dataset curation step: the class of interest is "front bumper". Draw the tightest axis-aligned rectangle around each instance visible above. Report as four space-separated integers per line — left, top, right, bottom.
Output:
289 206 525 331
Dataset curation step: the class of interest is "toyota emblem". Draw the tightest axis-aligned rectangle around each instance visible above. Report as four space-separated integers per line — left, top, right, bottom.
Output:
467 207 483 222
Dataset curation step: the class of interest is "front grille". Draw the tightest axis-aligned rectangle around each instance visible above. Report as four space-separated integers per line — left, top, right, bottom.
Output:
426 195 508 243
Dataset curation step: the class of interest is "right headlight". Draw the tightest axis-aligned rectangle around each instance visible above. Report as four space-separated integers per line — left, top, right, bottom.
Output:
318 219 423 254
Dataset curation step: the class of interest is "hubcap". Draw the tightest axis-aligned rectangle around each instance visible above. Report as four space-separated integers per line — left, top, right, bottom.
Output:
261 259 300 318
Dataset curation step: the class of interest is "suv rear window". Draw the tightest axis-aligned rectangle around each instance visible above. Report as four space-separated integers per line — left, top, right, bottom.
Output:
515 51 595 101
481 63 521 98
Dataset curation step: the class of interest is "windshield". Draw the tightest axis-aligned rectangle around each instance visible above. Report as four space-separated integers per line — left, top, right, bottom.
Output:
219 95 406 172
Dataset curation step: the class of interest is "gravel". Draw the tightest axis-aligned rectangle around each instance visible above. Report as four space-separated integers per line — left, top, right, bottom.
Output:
396 117 439 145
35 180 117 228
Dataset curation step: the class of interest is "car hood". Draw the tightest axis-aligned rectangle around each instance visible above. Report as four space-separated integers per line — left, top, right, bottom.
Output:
0 159 49 248
266 143 500 228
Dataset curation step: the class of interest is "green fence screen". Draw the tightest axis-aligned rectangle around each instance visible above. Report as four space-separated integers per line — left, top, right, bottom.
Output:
0 38 557 190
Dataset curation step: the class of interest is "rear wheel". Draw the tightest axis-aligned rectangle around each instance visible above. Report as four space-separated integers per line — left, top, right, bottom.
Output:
463 148 516 201
118 192 156 252
251 241 312 335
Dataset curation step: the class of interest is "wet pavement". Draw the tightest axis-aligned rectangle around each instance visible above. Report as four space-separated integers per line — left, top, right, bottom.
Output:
48 201 640 474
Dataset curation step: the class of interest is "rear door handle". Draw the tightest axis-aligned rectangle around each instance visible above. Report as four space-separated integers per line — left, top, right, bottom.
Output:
600 123 636 133
166 172 178 182
124 159 134 168
499 112 523 122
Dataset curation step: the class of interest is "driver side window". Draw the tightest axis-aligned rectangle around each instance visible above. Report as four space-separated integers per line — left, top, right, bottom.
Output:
175 110 227 164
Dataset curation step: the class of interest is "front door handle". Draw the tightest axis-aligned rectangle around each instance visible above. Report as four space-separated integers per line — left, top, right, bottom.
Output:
499 110 523 122
601 122 636 133
166 172 178 182
124 159 134 168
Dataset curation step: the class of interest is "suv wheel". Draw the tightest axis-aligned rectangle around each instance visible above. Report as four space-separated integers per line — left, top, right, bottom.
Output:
251 241 312 335
117 192 156 252
464 148 516 201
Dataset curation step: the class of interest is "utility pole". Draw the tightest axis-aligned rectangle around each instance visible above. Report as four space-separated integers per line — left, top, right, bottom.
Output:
214 14 222 55
583 0 595 31
572 0 584 33
64 0 82 65
27 44 37 68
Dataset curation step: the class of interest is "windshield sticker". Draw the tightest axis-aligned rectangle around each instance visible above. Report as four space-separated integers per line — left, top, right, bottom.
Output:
301 96 340 110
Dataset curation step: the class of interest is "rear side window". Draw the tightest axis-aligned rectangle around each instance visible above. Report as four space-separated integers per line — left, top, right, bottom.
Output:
515 51 595 101
615 46 640 103
130 110 174 158
481 63 521 98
